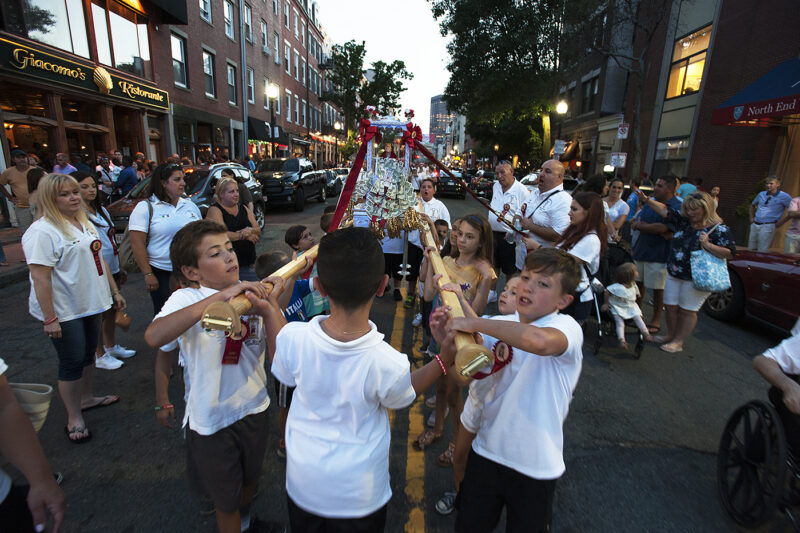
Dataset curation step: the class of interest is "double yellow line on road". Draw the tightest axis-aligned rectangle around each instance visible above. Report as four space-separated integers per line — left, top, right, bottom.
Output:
388 286 426 533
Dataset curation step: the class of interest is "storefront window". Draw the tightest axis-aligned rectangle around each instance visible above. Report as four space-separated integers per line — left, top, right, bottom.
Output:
61 98 102 124
2 0 90 58
652 137 689 178
666 25 711 99
0 88 47 117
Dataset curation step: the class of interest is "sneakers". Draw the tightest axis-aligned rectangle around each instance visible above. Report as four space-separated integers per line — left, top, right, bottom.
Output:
106 344 136 359
425 396 436 409
404 294 416 309
412 313 423 327
96 353 123 370
435 491 458 515
393 288 403 301
276 438 286 459
198 496 215 516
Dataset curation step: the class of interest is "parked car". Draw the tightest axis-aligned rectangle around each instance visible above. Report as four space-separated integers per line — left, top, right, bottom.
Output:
255 158 326 212
107 163 266 233
437 170 466 199
323 169 344 197
704 249 800 334
473 171 495 199
520 173 538 193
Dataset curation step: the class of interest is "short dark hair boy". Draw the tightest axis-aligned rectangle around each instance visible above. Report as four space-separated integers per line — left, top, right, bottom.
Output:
285 224 314 252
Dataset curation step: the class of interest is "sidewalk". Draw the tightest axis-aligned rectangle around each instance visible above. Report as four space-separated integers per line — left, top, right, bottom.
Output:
0 226 28 288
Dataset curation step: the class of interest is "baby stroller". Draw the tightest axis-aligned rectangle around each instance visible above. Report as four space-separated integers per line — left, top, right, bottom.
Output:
590 241 645 359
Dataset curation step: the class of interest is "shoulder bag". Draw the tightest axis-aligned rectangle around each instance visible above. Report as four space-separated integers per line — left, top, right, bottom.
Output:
118 200 153 273
690 224 731 292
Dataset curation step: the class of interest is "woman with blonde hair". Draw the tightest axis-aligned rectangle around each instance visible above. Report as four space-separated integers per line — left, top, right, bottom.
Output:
22 173 126 443
632 189 736 353
205 176 261 280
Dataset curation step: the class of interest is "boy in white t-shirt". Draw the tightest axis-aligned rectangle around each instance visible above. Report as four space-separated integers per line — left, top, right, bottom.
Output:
271 227 457 531
144 220 286 533
430 247 584 532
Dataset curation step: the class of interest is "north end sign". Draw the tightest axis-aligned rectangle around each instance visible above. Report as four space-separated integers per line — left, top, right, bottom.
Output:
0 36 169 111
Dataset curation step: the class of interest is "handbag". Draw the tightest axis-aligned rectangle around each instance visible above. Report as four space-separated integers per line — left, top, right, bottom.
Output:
690 224 731 292
115 309 131 331
9 383 53 433
117 200 153 273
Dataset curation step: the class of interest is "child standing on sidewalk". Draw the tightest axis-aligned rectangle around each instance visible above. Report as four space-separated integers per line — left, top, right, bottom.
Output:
145 220 285 533
271 227 456 530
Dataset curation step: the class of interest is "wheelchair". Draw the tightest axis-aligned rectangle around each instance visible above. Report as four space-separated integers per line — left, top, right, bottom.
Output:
717 387 800 530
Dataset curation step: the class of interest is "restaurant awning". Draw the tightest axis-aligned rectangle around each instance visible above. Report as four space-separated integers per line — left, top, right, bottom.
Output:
247 118 270 141
712 59 800 125
149 0 188 25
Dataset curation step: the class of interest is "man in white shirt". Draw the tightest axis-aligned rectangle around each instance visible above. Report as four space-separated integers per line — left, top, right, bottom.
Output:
514 159 572 270
489 161 529 276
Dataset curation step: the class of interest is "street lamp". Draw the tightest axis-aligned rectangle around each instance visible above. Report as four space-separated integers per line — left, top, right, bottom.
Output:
555 100 568 160
266 82 279 157
333 121 342 165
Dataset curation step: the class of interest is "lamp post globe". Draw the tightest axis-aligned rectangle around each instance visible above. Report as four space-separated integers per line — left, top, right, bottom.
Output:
556 100 568 115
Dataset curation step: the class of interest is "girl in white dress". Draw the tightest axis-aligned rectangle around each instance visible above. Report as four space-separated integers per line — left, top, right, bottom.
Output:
602 262 653 348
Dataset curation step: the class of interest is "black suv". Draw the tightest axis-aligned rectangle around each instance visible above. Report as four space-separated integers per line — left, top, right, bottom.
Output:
255 158 326 211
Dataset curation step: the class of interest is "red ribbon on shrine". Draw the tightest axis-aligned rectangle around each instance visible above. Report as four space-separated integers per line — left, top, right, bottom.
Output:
90 239 104 276
359 119 382 143
402 123 423 149
222 320 249 364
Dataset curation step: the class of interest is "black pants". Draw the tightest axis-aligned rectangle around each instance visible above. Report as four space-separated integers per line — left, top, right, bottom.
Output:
563 298 592 323
406 244 423 283
149 266 173 315
456 450 556 533
288 496 387 533
0 485 35 533
493 232 517 276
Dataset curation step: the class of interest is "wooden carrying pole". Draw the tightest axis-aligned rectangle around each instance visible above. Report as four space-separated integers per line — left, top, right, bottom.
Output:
201 245 319 336
420 222 494 382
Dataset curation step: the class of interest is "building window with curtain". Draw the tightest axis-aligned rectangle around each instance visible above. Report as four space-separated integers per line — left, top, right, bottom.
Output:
301 58 306 86
294 51 299 81
199 0 211 22
263 78 270 109
285 91 292 123
294 95 299 123
284 1 289 28
293 10 298 38
302 100 306 127
666 25 712 99
203 51 216 97
272 0 278 16
274 32 280 63
224 1 235 39
227 64 237 105
171 34 187 87
261 20 267 49
581 76 599 114
275 85 281 114
285 41 291 74
246 67 254 103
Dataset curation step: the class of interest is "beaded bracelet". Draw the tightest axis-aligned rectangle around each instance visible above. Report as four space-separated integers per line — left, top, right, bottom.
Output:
434 354 447 376
153 404 174 411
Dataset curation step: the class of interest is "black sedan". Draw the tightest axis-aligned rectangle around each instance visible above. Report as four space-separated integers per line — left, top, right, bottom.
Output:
437 170 466 199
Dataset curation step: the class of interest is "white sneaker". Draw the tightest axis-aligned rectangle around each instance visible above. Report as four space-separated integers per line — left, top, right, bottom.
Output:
106 344 136 359
488 290 497 303
96 353 124 370
412 313 422 327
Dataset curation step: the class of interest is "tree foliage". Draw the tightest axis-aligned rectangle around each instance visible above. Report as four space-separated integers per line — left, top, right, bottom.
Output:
360 60 414 117
327 41 414 136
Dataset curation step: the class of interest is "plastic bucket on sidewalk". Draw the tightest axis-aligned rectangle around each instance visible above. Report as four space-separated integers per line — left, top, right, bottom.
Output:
9 383 53 433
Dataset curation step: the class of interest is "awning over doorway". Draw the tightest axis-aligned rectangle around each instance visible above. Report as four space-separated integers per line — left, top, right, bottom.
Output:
712 59 800 125
247 118 270 141
150 0 188 24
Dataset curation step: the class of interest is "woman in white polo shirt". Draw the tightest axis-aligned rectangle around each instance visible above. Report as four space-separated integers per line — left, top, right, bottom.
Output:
22 173 126 443
129 163 202 314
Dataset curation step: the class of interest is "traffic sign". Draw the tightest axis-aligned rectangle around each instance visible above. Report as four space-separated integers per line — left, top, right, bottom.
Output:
554 139 566 154
610 152 627 168
617 123 629 139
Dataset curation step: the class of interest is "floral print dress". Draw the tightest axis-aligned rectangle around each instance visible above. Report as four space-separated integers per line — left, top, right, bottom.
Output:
664 208 736 281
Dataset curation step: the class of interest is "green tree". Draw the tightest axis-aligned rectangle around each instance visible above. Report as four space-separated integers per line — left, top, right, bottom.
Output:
338 130 360 162
326 40 367 137
359 60 414 117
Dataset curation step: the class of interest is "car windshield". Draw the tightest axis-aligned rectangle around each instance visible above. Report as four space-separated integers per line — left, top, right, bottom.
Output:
258 159 299 172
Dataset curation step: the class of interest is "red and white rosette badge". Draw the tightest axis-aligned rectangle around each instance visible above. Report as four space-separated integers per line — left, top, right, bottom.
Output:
90 239 104 276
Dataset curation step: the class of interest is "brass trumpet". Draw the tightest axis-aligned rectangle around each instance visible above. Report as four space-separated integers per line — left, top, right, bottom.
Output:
420 222 494 382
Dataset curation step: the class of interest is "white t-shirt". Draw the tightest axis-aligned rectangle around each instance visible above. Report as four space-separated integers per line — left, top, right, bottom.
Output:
0 358 10 504
129 196 202 271
515 185 572 270
409 197 451 249
382 233 404 254
22 218 112 321
87 207 120 274
605 199 630 223
155 285 270 435
489 180 529 233
558 232 601 303
271 316 417 518
763 329 800 375
461 312 583 479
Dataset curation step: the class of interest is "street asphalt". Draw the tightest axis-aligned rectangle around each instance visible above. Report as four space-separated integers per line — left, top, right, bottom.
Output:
0 194 791 532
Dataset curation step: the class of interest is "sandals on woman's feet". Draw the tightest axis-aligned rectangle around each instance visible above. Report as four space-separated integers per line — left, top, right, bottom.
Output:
64 425 92 443
412 430 441 451
652 335 672 344
438 442 455 467
659 342 683 353
427 406 449 428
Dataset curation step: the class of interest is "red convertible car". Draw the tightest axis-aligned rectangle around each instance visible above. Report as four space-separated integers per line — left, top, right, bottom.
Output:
704 249 800 333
